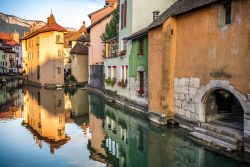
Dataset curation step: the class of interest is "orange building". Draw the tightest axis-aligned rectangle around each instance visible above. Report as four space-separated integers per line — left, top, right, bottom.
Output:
147 0 250 152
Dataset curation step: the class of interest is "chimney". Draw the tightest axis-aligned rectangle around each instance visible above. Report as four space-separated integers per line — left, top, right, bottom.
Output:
47 13 56 26
153 10 160 21
82 21 85 27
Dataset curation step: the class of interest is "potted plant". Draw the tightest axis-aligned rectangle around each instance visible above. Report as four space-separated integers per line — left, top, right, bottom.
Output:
137 88 144 96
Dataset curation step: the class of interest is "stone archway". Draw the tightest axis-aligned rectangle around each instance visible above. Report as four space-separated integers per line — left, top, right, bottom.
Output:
194 80 250 123
203 88 244 129
193 80 250 152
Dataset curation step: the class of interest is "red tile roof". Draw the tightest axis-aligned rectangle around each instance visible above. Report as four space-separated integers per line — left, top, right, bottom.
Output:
22 14 66 40
0 32 18 46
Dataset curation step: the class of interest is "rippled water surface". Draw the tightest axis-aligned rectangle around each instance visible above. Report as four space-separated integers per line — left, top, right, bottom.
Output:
0 87 249 167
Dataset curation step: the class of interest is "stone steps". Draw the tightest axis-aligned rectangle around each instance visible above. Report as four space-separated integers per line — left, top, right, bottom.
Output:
190 131 237 151
190 123 243 151
200 123 243 140
193 126 241 146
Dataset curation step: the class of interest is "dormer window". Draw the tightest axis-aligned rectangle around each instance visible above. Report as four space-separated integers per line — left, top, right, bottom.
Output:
153 10 160 21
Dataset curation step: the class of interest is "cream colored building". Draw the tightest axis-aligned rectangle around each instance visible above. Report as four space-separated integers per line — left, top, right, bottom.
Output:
64 22 87 75
70 35 89 83
22 14 66 86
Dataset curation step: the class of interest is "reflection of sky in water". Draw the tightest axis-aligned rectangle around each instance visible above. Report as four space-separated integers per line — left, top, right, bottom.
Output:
0 119 104 167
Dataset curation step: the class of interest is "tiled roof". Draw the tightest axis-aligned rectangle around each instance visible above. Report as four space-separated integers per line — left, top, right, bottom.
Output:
87 11 113 31
71 22 87 41
148 0 221 30
88 6 109 18
77 34 90 42
0 32 18 46
123 28 148 40
22 14 66 40
70 43 88 54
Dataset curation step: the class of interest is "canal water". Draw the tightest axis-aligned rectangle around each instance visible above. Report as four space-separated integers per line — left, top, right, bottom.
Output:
0 87 249 167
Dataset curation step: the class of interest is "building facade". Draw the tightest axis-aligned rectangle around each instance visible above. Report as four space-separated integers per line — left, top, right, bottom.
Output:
64 22 87 76
70 35 89 83
103 0 176 101
147 0 250 152
87 1 117 89
22 14 66 86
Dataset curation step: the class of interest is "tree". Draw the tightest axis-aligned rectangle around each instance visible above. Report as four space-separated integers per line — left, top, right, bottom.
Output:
100 8 119 41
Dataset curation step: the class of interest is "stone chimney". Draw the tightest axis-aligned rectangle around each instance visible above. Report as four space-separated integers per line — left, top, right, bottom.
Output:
153 10 160 21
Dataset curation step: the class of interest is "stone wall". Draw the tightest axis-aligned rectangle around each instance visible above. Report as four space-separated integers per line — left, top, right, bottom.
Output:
174 77 200 122
174 77 250 152
129 75 148 106
89 65 104 90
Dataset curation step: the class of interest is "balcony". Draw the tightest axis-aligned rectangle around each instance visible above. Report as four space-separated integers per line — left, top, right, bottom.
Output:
103 37 118 59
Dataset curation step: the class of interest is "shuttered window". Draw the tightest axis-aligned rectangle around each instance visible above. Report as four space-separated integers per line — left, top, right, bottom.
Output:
124 0 127 28
121 3 124 29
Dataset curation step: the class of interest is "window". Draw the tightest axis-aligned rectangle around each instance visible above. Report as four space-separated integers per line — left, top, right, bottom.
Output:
121 0 127 29
58 129 63 136
138 127 144 152
57 67 61 74
108 66 111 78
124 0 127 28
17 53 19 57
138 39 144 55
121 3 124 29
224 2 232 24
125 65 128 80
37 91 40 105
59 116 63 123
112 66 117 79
123 40 127 51
57 99 62 107
56 35 61 43
37 65 40 79
121 66 124 80
218 1 232 26
58 49 61 57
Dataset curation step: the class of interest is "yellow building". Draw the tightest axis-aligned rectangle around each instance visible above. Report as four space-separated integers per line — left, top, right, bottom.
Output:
22 13 66 86
23 87 69 154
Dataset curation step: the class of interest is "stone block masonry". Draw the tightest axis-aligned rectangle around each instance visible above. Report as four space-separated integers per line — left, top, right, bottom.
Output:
174 77 200 122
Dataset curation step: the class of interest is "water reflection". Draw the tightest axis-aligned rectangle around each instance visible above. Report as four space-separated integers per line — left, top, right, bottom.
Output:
0 88 248 167
0 88 23 120
87 93 245 167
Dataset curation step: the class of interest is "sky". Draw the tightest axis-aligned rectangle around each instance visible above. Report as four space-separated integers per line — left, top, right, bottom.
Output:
0 0 105 29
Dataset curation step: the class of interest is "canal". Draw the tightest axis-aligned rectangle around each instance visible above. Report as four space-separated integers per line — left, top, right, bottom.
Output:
0 87 249 167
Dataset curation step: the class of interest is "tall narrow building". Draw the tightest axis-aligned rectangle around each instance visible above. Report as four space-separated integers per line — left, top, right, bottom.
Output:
22 13 66 86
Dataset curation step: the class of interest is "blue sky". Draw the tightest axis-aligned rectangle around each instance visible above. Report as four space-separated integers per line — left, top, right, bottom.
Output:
0 0 105 29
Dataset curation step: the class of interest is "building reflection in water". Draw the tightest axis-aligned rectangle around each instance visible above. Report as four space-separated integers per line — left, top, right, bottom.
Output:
87 92 237 167
0 88 242 166
23 87 70 154
0 88 23 120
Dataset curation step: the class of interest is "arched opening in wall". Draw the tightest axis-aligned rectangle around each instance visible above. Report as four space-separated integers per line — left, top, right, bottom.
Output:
204 88 244 130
